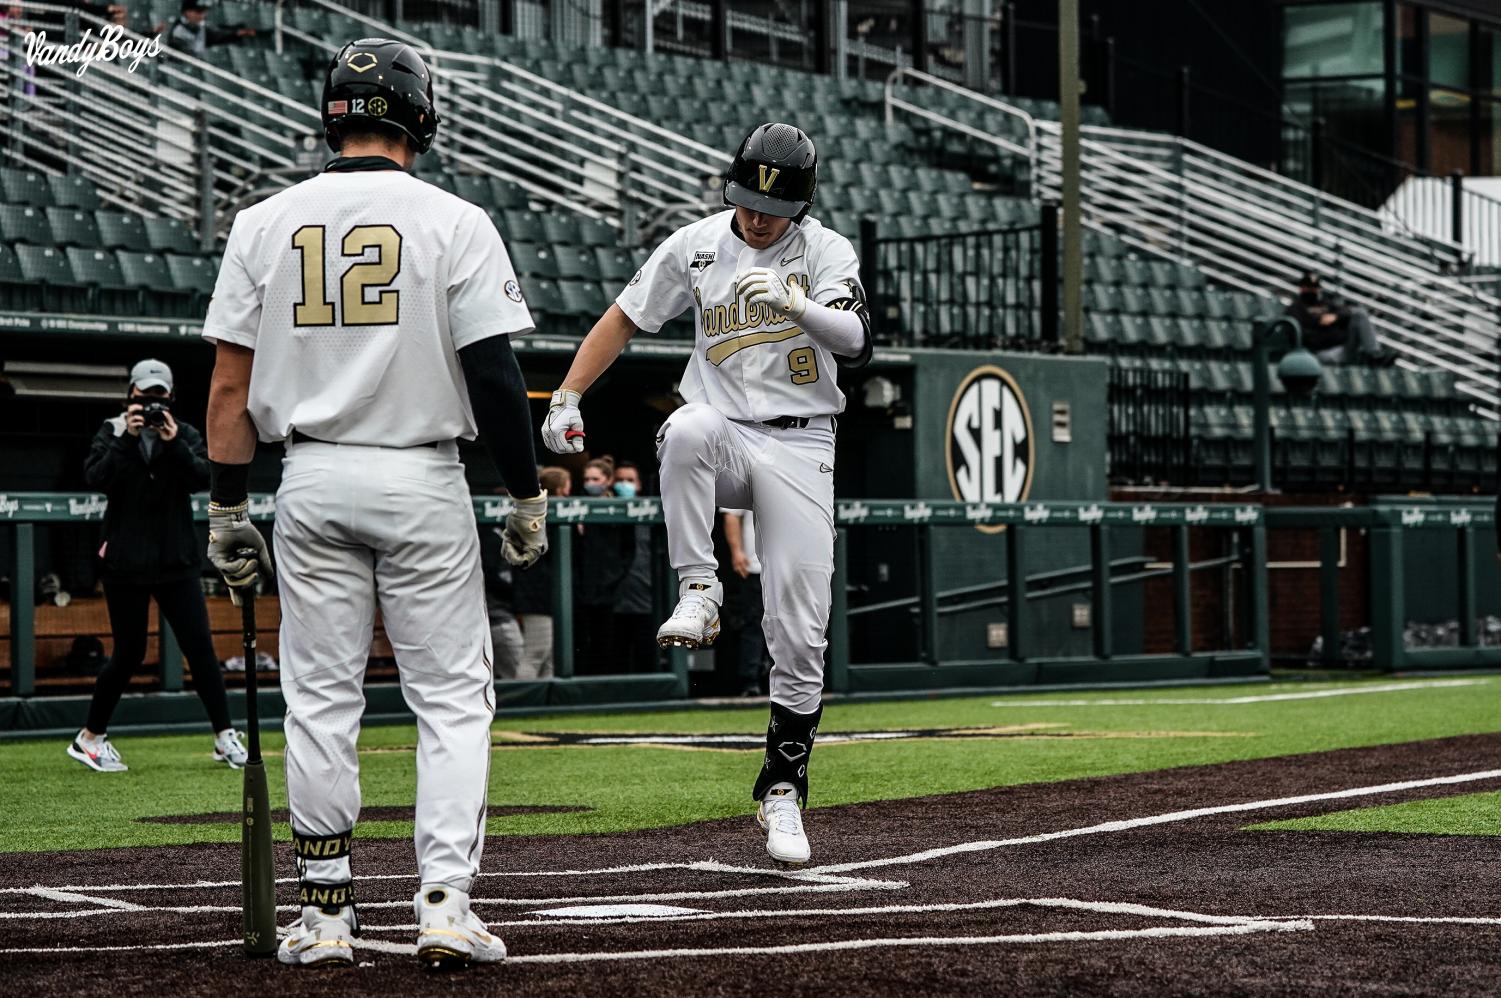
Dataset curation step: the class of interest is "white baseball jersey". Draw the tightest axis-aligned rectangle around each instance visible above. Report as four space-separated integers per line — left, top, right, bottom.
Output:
616 210 863 422
202 165 533 446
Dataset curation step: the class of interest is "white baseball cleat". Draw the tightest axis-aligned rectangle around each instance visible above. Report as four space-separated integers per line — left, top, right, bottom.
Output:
414 885 506 971
277 905 357 968
66 731 128 772
656 578 723 649
214 728 248 769
756 784 811 866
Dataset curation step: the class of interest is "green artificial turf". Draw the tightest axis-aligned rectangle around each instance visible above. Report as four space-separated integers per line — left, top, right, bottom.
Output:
1250 789 1501 837
5 675 1501 854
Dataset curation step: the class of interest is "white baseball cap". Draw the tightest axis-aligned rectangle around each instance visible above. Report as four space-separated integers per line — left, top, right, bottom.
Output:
129 359 173 393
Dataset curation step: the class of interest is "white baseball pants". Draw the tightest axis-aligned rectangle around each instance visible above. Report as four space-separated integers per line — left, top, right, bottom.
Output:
656 403 835 712
273 439 493 893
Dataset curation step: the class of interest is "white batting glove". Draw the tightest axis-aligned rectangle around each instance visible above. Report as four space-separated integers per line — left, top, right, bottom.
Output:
503 491 549 569
541 388 585 454
736 267 807 320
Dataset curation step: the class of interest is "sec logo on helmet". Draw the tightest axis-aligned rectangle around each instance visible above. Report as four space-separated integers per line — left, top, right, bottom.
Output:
945 365 1034 533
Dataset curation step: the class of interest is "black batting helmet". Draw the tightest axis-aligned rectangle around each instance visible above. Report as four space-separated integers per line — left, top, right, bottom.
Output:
723 122 817 222
322 38 440 154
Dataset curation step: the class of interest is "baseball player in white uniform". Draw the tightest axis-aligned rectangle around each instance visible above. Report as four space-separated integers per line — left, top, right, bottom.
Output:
201 39 548 971
542 123 871 866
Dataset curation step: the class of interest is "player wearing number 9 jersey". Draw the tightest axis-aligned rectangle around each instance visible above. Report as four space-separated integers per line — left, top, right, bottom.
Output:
542 122 871 867
201 38 541 971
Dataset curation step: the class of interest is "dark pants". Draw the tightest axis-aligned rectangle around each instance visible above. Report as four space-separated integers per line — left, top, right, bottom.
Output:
614 613 660 673
86 575 231 734
575 603 617 675
738 573 767 690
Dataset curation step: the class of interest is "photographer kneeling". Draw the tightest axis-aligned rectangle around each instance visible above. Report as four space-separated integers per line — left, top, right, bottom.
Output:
67 360 247 772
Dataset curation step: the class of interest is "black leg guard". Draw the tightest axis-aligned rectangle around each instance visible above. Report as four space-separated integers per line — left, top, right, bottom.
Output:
751 701 822 806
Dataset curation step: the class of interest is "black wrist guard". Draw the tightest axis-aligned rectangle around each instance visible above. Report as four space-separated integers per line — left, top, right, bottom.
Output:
209 461 250 506
752 701 823 806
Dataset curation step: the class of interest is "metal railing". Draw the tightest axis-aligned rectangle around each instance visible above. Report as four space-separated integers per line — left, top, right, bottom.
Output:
1 494 1275 710
1109 367 1192 486
864 211 1056 352
298 0 730 236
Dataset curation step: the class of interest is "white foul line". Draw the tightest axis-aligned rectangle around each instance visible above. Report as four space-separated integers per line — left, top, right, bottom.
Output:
806 768 1501 876
501 921 1315 964
24 887 143 911
991 679 1486 708
0 860 851 896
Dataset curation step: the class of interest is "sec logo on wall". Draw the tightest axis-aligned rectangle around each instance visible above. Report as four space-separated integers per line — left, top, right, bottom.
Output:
945 365 1035 533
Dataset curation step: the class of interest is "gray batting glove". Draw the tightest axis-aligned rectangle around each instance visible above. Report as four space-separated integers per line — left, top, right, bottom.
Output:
207 500 273 597
541 389 585 454
503 491 549 569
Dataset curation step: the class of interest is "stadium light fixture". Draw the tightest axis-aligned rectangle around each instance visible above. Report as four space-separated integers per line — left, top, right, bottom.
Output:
1251 316 1323 492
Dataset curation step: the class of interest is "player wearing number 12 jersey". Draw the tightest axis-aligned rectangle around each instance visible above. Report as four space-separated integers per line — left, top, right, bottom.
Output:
542 123 872 866
201 39 546 971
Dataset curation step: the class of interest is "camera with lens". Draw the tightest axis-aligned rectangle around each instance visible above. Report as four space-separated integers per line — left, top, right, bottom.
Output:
140 400 171 428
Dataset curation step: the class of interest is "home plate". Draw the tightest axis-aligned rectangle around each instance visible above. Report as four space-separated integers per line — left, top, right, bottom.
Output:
532 904 706 918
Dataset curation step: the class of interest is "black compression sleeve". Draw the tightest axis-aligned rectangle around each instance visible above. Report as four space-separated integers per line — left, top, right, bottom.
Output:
209 462 250 506
458 334 542 500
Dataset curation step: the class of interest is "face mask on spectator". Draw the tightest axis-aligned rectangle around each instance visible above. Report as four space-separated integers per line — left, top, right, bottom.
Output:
613 481 638 498
583 482 607 496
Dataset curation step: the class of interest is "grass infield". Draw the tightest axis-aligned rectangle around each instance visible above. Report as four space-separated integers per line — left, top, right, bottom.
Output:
5 675 1501 854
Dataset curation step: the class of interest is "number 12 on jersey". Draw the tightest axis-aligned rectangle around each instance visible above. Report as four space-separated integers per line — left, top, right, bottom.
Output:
292 224 403 327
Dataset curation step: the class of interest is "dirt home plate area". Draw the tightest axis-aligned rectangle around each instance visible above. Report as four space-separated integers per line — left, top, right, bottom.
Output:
6 734 1501 995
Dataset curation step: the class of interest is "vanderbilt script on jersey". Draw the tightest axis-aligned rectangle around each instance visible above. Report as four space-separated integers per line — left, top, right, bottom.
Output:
201 168 533 446
616 211 863 422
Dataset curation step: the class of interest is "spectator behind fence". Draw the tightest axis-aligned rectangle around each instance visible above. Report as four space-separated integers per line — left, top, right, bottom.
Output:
68 359 247 773
512 466 571 680
479 488 524 680
1285 272 1395 366
165 0 254 55
574 458 636 673
723 509 768 697
612 461 658 673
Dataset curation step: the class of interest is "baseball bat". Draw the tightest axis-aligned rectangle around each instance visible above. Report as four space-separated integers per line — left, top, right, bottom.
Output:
239 588 277 957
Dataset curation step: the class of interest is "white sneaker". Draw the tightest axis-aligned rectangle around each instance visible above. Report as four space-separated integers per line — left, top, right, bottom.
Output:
414 884 506 971
66 731 127 772
756 783 811 866
277 905 356 968
656 578 723 649
214 728 248 769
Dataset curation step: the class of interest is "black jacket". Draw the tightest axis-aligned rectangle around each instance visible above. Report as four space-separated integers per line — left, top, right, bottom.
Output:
1284 294 1351 353
84 416 211 584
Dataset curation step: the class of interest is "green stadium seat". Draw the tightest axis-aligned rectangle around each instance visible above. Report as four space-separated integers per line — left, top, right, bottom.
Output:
0 204 46 244
0 243 36 309
1 168 53 207
47 174 101 210
524 277 563 318
509 242 558 279
118 250 195 317
451 173 493 207
95 211 151 252
576 217 616 248
594 246 635 285
66 247 138 314
165 253 217 308
559 279 604 317
16 244 88 311
46 207 102 248
501 212 546 245
542 215 582 246
144 216 199 254
551 243 594 280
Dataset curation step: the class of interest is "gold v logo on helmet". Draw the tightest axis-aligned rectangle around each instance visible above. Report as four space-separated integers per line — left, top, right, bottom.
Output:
757 165 780 193
346 51 378 73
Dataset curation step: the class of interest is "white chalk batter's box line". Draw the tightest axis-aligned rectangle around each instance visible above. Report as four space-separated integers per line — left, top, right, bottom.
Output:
6 766 1501 959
